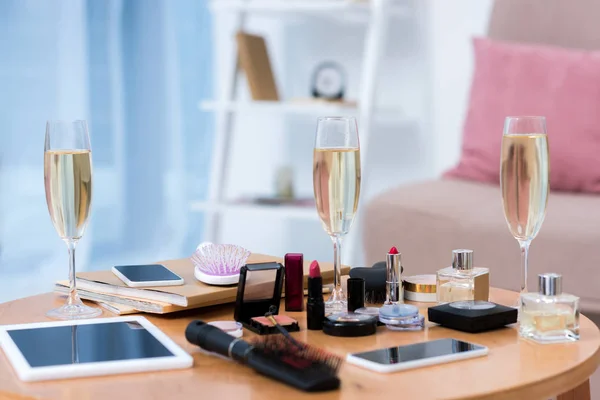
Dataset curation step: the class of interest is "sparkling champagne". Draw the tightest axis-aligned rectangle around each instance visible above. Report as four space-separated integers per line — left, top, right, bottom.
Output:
500 134 549 241
313 148 361 236
44 149 92 240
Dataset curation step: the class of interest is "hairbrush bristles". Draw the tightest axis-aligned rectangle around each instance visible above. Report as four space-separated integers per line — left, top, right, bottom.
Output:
191 242 250 285
250 335 343 375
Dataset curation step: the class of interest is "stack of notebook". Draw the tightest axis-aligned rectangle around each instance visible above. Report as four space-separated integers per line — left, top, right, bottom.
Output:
55 253 346 315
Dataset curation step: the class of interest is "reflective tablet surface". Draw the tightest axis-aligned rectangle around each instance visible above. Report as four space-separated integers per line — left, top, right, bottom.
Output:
351 338 485 365
8 321 173 367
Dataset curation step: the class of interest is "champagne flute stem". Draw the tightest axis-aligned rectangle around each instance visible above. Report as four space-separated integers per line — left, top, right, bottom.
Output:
66 240 80 306
333 236 342 291
518 239 531 295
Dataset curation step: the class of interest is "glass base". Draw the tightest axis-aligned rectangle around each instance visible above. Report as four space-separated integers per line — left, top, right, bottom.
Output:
520 328 580 343
325 286 347 315
46 303 102 320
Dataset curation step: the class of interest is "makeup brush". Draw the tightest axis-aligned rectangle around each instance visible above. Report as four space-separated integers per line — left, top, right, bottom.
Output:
186 320 341 392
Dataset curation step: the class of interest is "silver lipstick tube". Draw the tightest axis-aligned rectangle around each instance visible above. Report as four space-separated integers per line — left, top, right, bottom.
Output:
385 252 402 305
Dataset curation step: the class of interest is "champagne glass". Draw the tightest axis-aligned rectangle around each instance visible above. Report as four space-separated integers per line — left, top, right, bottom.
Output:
313 117 361 314
44 120 101 319
500 116 549 306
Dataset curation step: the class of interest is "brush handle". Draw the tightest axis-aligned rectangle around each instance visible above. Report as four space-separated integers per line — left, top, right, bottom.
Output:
186 320 251 362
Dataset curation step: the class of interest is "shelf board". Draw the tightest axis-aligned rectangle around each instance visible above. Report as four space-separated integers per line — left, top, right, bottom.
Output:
190 201 319 220
198 100 416 125
199 100 360 115
209 0 410 17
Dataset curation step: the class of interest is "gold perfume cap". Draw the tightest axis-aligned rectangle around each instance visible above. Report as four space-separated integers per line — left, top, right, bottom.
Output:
452 249 473 270
539 273 562 296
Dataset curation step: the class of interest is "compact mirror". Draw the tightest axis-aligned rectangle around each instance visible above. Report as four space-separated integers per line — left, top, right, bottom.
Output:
234 262 284 330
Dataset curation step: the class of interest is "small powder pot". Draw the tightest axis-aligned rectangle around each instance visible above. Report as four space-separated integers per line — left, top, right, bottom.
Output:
322 312 378 337
379 304 425 331
207 321 243 338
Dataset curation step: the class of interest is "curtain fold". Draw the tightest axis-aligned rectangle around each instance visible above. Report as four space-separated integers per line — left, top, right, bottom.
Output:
0 0 213 302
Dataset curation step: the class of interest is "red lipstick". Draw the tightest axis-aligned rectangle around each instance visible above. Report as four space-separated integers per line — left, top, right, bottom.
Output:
306 260 325 330
385 246 402 305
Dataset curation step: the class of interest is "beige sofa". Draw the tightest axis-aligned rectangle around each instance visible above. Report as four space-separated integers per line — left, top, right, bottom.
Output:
362 0 600 313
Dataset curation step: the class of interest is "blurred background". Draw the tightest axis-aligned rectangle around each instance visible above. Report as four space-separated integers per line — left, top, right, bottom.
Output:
0 0 493 303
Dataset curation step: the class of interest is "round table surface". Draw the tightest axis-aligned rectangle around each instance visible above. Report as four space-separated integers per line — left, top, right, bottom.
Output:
0 288 598 400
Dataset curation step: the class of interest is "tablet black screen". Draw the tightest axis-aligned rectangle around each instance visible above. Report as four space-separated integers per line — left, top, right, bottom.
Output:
8 321 173 368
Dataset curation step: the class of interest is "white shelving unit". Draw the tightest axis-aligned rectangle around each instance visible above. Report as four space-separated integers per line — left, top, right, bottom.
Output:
195 0 408 265
208 0 410 20
190 201 318 220
197 100 414 124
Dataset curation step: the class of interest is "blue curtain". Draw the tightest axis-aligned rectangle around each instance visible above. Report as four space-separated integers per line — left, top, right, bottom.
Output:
0 0 213 302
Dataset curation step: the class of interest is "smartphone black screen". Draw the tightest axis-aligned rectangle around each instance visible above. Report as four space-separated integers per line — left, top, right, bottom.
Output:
351 338 485 365
114 264 181 282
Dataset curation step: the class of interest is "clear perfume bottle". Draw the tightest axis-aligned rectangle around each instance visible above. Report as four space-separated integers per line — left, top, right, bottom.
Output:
520 273 580 343
436 249 489 304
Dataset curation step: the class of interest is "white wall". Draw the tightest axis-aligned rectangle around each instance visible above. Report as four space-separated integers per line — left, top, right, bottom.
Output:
427 0 494 174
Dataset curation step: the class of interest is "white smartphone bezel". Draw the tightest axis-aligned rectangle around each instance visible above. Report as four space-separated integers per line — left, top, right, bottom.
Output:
346 339 488 373
112 265 184 287
0 316 193 382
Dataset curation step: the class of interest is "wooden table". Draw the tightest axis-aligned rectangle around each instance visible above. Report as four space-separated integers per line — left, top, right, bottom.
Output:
0 288 598 400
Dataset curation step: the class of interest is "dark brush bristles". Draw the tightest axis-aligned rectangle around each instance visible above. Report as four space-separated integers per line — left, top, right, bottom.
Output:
364 288 387 305
250 335 343 375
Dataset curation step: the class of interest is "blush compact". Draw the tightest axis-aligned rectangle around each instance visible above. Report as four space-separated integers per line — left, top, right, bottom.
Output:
234 262 299 335
249 315 299 335
428 301 517 333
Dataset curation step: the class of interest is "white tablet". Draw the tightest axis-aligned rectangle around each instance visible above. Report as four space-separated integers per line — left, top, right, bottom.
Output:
346 338 488 373
0 316 193 382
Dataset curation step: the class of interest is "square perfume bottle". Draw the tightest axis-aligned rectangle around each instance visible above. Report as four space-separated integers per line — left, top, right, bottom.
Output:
436 249 489 304
520 273 580 343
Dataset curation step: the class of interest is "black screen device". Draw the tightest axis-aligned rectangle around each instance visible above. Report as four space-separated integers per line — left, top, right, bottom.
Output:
9 321 173 368
347 338 488 373
351 338 486 365
112 264 184 287
428 301 518 333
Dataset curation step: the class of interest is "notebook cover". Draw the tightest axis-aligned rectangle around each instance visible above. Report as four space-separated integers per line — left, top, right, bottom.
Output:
236 32 279 101
64 253 346 314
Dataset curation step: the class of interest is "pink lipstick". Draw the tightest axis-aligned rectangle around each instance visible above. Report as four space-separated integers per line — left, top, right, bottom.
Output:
306 260 325 330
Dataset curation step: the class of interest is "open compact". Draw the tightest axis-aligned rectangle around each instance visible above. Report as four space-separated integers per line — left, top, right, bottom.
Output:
234 262 299 335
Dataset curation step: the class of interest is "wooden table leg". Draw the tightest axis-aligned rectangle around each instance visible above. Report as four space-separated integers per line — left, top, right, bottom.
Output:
557 379 591 400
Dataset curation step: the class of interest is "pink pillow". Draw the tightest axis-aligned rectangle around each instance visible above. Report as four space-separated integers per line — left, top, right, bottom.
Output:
446 37 600 193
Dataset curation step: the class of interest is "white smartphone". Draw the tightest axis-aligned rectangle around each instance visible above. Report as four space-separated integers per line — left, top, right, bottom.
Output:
346 338 488 373
112 264 184 287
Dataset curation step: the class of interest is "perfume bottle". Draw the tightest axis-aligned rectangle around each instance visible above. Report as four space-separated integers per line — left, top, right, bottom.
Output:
520 273 580 343
436 249 489 304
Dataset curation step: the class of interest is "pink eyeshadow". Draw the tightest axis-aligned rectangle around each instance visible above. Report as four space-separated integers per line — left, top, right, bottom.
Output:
250 315 297 327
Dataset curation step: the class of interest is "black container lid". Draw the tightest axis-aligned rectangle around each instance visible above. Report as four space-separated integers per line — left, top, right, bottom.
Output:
322 312 377 337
